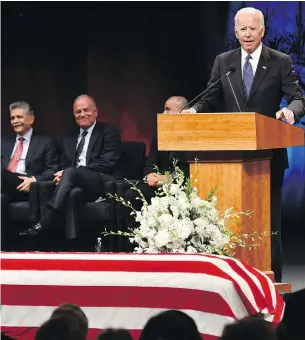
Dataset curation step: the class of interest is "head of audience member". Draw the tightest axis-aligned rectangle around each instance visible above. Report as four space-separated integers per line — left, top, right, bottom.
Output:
35 315 86 340
234 7 265 54
9 101 35 136
73 94 98 129
281 288 305 340
138 310 202 340
97 328 133 340
50 303 88 339
220 315 278 340
163 96 188 114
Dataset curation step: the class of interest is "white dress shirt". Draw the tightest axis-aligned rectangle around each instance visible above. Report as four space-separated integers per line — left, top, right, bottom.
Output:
10 128 33 175
76 121 96 167
241 43 263 79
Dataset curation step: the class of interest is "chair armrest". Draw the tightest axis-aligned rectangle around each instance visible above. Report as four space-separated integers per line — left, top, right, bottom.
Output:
115 179 142 198
103 180 116 195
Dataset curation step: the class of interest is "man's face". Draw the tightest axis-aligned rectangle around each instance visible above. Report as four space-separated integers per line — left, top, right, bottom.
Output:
235 11 264 54
163 99 182 114
73 96 98 129
10 109 34 135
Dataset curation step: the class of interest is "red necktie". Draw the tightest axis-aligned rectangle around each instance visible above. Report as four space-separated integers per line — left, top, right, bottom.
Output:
7 137 24 173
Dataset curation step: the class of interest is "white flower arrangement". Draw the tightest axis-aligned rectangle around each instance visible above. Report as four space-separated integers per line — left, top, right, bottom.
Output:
106 161 269 255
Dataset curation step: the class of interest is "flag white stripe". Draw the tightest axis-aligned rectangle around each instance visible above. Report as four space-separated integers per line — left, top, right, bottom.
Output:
231 259 277 310
0 252 250 263
1 305 235 337
1 270 249 319
1 253 262 312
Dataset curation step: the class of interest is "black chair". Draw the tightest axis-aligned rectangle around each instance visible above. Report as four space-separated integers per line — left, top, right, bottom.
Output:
114 141 147 251
33 141 147 251
1 183 40 250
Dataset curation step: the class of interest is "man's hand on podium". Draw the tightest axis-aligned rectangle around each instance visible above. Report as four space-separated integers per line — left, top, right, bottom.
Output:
276 107 295 124
180 108 197 114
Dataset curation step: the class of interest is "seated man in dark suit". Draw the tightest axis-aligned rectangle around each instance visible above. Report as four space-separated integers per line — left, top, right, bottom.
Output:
20 94 122 239
123 96 189 231
1 101 59 204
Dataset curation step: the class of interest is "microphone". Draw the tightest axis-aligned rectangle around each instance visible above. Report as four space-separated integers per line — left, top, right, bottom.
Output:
179 66 237 112
226 70 242 112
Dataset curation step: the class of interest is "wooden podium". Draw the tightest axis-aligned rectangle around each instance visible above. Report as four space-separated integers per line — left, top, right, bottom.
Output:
157 113 304 275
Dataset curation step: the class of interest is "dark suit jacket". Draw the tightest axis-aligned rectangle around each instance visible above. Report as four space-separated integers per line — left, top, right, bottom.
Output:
59 121 122 181
144 134 189 178
193 45 305 169
1 132 59 181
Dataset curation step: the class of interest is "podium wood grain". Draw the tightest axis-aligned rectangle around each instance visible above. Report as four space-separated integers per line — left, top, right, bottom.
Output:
157 113 304 151
157 112 304 274
189 159 271 271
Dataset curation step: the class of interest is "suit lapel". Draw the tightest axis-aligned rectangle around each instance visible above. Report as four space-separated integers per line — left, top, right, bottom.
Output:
70 136 79 166
86 123 102 164
3 136 16 169
228 48 247 105
25 133 40 166
248 45 271 102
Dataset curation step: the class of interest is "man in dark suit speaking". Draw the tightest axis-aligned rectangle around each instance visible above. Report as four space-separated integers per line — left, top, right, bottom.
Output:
20 94 122 239
1 101 59 202
183 7 305 282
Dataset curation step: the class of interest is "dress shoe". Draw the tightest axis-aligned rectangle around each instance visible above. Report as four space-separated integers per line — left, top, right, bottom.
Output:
19 223 43 237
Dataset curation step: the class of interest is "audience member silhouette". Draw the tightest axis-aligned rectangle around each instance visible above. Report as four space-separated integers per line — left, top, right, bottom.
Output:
138 310 202 340
219 315 278 340
50 303 89 340
35 315 86 340
281 288 305 340
98 328 133 340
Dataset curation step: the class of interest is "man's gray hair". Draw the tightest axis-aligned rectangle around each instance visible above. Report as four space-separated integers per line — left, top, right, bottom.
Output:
234 7 265 29
9 101 34 115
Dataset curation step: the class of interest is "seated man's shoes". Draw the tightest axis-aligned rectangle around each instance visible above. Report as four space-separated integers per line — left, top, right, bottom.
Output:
19 223 43 237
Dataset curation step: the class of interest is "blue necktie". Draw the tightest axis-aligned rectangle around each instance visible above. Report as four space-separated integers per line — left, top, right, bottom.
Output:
243 55 253 100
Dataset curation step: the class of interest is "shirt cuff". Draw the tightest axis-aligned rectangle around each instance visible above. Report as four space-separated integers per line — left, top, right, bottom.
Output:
190 108 197 113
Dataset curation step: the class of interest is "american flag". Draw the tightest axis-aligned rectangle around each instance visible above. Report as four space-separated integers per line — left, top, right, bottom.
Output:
1 252 284 340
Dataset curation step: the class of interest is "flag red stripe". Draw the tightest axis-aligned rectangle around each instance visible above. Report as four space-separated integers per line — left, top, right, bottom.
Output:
1 258 243 273
236 264 276 314
1 284 236 318
0 327 217 340
273 292 285 323
193 254 278 315
0 258 265 316
216 259 271 313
